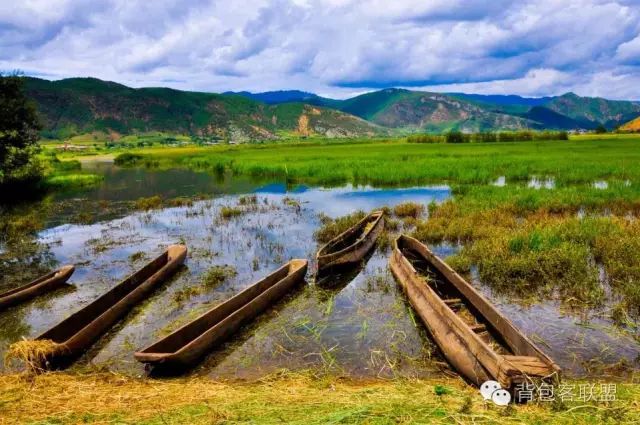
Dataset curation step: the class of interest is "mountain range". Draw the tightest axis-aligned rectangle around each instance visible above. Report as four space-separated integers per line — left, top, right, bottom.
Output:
23 77 640 141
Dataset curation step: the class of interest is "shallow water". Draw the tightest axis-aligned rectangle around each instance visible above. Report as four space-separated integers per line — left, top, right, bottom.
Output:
528 176 555 189
1 164 638 379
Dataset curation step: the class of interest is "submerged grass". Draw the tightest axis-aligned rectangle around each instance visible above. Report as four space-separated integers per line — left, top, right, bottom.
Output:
202 265 237 288
0 372 639 424
314 211 367 243
172 265 238 304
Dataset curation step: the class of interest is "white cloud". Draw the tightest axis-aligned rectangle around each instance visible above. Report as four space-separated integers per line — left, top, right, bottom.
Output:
420 68 574 97
0 0 639 99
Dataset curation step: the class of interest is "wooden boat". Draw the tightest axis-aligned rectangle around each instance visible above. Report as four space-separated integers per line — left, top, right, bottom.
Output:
0 266 75 310
316 211 384 272
389 235 560 389
135 259 308 368
35 245 187 365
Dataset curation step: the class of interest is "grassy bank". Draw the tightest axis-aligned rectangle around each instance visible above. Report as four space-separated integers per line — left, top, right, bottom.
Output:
0 372 637 424
104 136 640 186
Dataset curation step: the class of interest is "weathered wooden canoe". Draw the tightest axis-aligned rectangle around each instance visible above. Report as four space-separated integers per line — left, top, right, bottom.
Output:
390 235 560 389
36 245 187 365
316 210 384 272
135 259 308 368
0 266 75 310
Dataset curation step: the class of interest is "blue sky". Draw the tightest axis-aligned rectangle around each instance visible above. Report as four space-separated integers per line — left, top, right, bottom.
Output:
1 0 640 99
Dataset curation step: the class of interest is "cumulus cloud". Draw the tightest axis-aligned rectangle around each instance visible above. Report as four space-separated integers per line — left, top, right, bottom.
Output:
0 0 639 99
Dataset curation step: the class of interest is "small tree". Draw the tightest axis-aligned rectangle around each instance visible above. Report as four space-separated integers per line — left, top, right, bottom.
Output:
446 130 465 144
594 124 607 134
0 74 42 189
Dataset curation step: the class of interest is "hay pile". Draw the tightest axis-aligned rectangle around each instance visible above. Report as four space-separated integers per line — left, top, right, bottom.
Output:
4 339 60 373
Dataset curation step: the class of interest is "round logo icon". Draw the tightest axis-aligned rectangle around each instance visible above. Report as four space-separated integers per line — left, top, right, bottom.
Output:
480 380 501 400
491 388 512 406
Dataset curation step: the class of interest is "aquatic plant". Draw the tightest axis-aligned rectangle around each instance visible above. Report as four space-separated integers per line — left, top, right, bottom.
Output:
314 211 366 243
413 196 640 309
45 173 103 189
129 251 146 262
220 206 243 219
392 202 424 218
238 195 258 205
114 152 144 166
134 195 163 210
202 265 237 289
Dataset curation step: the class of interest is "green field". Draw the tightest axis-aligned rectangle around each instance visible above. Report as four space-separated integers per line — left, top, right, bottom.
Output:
103 135 640 187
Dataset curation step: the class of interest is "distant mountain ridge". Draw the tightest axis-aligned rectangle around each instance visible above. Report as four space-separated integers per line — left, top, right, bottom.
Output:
224 90 323 104
24 78 385 141
21 77 640 140
232 88 640 132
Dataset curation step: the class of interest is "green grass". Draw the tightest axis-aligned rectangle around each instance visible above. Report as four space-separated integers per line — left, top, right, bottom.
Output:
111 136 640 188
44 173 103 189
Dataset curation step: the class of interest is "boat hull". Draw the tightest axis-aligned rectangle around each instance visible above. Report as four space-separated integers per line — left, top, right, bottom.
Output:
135 259 308 369
0 266 75 310
389 235 559 389
316 211 384 272
37 245 187 366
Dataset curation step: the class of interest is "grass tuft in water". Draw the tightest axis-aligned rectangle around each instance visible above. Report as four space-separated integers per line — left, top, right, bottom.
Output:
393 202 424 218
314 211 366 243
202 265 237 289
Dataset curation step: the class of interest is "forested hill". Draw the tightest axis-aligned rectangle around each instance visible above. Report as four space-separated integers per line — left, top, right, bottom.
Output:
24 77 385 141
23 77 640 140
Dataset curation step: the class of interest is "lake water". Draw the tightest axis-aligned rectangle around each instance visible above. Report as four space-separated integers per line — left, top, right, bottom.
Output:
0 163 638 379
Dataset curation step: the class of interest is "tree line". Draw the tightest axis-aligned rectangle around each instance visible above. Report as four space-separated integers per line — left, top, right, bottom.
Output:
407 130 569 144
0 73 42 197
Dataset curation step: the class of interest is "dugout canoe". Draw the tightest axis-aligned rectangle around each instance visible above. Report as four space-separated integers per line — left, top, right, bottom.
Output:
36 245 187 365
389 235 560 389
316 211 384 272
0 266 75 310
135 259 308 368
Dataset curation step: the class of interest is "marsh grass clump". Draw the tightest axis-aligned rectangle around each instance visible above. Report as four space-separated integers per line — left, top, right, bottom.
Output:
4 339 60 373
377 230 394 252
172 265 238 304
45 173 103 189
314 211 366 243
393 202 424 218
220 206 243 219
134 195 163 210
238 195 257 205
172 286 202 304
283 197 301 210
129 251 146 263
166 197 194 207
202 265 237 288
412 198 640 307
114 152 144 166
385 218 401 232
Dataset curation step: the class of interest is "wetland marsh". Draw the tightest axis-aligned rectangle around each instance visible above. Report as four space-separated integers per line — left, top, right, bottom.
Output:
2 137 640 381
